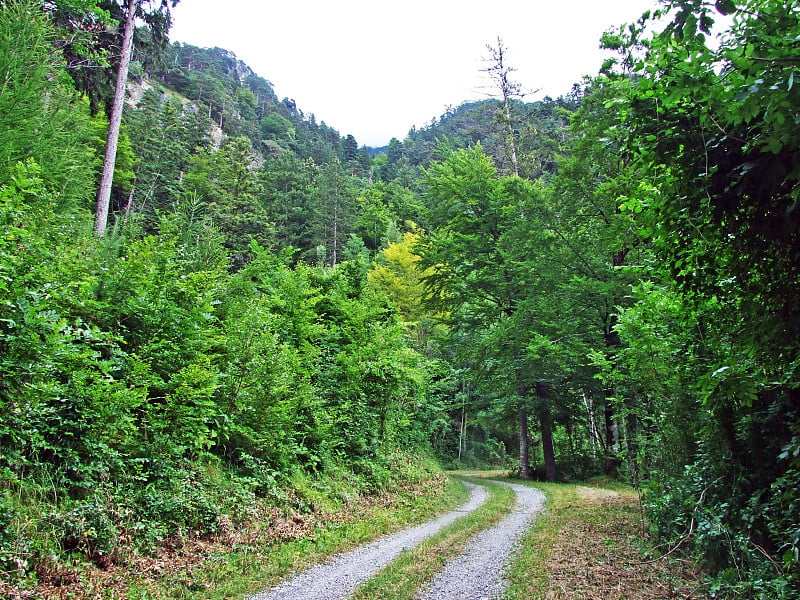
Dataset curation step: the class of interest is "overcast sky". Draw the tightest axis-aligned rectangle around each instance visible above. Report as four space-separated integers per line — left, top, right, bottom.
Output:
169 0 658 147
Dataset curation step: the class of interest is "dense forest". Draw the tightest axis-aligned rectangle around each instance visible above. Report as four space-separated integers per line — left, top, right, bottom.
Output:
1 0 798 597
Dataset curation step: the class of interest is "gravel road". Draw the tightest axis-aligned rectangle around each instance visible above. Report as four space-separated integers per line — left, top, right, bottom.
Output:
249 481 488 600
418 481 546 600
248 479 544 600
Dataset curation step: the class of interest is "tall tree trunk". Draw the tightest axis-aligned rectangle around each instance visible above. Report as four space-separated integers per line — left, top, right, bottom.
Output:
603 391 620 475
94 0 137 236
501 91 520 177
602 306 622 475
536 380 557 481
485 38 521 177
582 389 600 457
518 388 531 479
623 401 639 486
332 198 338 267
458 402 467 461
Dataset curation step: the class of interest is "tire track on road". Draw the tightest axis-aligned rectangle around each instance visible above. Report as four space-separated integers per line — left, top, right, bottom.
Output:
249 481 489 600
417 481 545 600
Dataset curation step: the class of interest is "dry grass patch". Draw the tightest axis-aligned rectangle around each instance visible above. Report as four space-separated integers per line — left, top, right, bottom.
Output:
508 481 707 600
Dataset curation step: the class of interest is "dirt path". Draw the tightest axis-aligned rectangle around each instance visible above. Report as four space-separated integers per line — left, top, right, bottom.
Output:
249 481 489 600
249 479 545 600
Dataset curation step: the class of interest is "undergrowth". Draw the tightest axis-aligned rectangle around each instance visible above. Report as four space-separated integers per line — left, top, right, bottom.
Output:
0 452 456 600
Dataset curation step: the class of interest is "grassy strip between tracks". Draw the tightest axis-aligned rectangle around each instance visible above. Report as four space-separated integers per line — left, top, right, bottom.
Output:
505 478 706 600
349 476 516 600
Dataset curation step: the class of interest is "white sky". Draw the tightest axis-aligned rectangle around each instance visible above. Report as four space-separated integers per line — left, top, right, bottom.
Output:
169 0 659 147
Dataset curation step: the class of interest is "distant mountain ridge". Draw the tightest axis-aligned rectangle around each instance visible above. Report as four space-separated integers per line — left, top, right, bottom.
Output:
131 41 578 173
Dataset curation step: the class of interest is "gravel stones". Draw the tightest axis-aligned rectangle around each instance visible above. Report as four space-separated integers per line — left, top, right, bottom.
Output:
249 479 544 600
418 482 545 600
249 482 488 600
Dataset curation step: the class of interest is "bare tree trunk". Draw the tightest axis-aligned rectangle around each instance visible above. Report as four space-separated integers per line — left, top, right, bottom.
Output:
458 403 466 461
537 381 557 481
623 399 640 486
500 88 520 177
332 198 338 268
123 184 135 213
485 38 522 177
518 407 531 479
582 389 601 457
518 387 531 479
94 0 137 236
604 393 620 475
602 307 623 476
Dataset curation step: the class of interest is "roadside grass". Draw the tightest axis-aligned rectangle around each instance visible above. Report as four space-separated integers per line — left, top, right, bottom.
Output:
9 471 710 600
350 476 515 600
6 470 467 600
506 478 706 600
121 473 469 600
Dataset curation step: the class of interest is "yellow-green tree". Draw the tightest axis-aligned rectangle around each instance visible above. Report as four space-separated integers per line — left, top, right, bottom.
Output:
367 227 447 352
368 229 429 323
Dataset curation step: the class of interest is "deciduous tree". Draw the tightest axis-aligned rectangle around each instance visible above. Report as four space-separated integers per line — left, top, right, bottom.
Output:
416 145 560 478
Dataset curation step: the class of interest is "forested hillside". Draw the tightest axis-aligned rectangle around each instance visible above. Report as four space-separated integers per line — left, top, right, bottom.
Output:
1 0 798 598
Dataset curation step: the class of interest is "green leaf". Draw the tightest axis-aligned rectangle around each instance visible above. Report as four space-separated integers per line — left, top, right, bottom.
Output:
700 15 714 35
715 0 737 16
683 13 698 40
